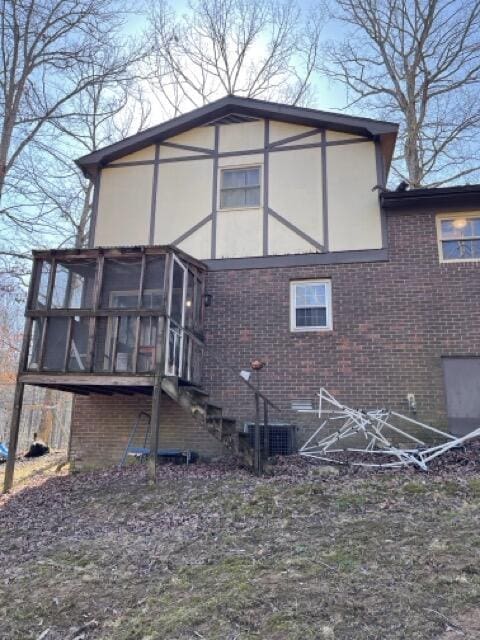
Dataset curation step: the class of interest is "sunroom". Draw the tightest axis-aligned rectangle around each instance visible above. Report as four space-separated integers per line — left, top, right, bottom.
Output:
19 245 207 392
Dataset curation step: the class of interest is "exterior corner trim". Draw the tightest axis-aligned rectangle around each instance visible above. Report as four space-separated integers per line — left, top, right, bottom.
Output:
321 129 329 251
88 169 102 248
263 119 270 256
149 144 160 244
210 125 220 259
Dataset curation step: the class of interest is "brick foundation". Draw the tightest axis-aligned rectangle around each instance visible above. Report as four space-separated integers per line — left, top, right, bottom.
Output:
70 392 225 469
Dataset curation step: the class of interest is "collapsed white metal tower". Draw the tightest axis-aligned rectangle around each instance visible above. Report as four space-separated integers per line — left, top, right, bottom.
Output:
298 388 480 470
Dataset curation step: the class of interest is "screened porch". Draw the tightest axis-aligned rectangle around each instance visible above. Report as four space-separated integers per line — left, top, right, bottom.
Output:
20 246 207 390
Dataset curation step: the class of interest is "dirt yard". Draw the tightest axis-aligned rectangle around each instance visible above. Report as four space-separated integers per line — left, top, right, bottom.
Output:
1 457 480 640
0 451 66 489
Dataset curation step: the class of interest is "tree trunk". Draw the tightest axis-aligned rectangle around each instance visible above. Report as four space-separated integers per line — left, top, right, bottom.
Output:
404 108 423 188
37 388 55 445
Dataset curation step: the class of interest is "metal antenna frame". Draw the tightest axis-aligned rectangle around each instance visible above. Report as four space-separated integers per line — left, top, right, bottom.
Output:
298 388 480 470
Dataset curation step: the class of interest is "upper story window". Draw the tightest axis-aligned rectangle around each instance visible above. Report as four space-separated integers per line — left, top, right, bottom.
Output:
290 280 332 332
438 214 480 262
219 166 260 209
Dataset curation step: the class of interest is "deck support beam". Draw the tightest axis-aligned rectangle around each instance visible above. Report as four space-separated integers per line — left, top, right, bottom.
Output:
147 313 167 484
148 368 163 484
3 382 25 493
3 314 33 494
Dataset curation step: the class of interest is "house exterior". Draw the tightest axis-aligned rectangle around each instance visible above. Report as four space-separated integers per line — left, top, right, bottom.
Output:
5 95 480 479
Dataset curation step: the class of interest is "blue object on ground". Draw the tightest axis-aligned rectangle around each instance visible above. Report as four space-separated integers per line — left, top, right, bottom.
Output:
0 442 8 459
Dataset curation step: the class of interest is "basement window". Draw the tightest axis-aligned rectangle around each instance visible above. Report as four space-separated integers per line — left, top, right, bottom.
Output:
219 166 260 209
290 280 332 332
438 214 480 262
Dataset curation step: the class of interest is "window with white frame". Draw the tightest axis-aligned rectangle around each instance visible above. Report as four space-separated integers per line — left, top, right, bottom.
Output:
219 166 260 209
290 280 332 331
438 215 480 261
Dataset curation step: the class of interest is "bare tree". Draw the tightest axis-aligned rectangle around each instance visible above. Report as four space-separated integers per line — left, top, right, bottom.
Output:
324 0 480 187
146 0 324 116
1 69 151 450
23 65 151 251
0 0 137 216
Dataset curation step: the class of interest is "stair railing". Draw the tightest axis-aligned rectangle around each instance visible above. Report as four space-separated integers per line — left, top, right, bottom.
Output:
162 312 280 474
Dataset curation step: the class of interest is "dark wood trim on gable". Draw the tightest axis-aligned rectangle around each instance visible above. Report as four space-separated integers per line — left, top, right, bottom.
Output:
76 95 398 178
325 137 370 147
88 114 387 261
375 139 386 186
217 147 265 160
375 139 388 249
268 208 325 253
204 248 389 271
172 213 213 247
321 129 329 251
149 144 160 244
105 159 154 168
269 127 320 148
102 136 375 172
88 169 102 248
160 140 213 156
263 120 269 255
211 125 220 259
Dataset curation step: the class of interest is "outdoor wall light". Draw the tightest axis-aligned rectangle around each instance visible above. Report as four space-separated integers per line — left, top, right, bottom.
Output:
204 293 212 307
406 393 417 413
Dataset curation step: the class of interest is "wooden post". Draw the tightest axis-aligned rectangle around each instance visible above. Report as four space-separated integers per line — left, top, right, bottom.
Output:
87 253 104 372
3 315 33 493
147 252 173 484
62 316 73 372
148 368 162 483
110 316 119 372
161 251 173 372
132 252 146 374
147 315 166 484
3 382 26 493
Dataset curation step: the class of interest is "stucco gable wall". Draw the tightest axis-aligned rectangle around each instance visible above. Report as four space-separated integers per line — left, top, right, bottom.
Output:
94 118 383 258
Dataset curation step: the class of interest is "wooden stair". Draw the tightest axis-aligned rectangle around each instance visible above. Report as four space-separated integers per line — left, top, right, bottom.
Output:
160 376 254 466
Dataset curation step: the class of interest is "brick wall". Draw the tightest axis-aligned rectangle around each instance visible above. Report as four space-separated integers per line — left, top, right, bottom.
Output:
70 209 480 467
70 392 225 469
202 210 480 429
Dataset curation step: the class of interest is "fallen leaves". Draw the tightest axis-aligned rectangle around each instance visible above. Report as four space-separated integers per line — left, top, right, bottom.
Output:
0 458 479 639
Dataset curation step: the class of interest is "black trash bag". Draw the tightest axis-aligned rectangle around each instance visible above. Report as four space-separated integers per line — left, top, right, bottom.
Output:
24 433 50 458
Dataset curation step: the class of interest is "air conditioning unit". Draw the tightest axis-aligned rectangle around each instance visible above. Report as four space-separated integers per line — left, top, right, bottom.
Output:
245 423 297 456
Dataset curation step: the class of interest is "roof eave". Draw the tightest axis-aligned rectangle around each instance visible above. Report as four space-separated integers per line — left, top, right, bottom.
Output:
381 185 480 211
76 95 399 179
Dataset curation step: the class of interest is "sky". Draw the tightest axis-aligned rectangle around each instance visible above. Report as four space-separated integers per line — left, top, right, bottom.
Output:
0 0 355 265
125 0 351 126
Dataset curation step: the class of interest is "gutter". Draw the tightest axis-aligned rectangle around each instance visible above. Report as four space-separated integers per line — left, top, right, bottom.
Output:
381 185 480 211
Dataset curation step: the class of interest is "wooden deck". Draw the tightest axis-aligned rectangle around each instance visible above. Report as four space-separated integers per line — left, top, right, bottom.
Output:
4 244 208 491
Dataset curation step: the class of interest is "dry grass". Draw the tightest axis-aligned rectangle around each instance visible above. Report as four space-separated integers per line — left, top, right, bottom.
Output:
0 451 66 488
0 459 480 639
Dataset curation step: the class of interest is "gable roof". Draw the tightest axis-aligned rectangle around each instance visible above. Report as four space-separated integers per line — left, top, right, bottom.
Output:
76 94 399 179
